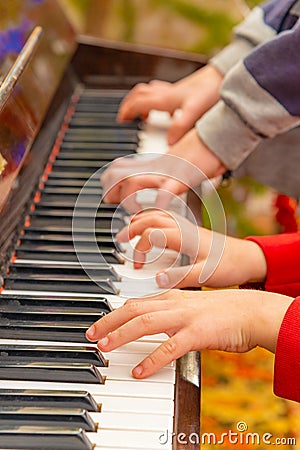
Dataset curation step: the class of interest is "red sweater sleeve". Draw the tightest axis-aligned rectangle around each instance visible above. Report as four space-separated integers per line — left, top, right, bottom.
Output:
274 297 300 403
246 233 300 297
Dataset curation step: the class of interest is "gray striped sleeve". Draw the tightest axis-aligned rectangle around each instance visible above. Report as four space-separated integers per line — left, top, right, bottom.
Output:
210 7 276 75
196 61 300 170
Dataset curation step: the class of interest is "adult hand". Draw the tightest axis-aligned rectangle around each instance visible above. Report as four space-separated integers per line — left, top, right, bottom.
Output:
118 65 223 145
86 289 293 379
117 211 268 288
101 129 226 212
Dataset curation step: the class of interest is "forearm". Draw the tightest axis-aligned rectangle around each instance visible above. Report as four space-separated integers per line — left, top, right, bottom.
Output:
173 65 223 111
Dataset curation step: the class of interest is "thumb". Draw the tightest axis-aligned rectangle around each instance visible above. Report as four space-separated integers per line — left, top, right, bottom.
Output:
156 263 204 289
155 179 186 210
167 107 199 145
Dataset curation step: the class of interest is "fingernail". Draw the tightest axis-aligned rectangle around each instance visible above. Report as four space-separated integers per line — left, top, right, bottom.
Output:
157 272 169 287
86 324 96 340
98 336 109 348
133 365 143 377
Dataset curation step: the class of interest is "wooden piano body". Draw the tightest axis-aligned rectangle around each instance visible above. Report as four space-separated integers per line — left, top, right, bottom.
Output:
0 1 206 448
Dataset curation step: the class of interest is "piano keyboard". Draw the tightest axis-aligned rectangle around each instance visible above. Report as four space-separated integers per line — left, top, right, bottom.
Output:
0 87 181 449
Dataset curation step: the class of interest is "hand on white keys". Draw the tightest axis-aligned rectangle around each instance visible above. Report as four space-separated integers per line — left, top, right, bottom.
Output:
116 210 268 289
100 129 226 213
86 289 293 379
117 65 223 145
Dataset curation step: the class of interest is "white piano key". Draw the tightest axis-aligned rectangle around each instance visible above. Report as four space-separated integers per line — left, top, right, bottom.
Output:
137 333 169 343
0 379 174 399
88 429 172 449
91 411 173 431
96 396 174 415
109 341 164 354
107 351 174 369
99 365 175 384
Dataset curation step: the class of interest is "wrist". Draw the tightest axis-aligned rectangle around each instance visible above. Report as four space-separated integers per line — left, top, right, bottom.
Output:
243 240 268 283
167 129 226 179
254 291 294 353
174 65 223 104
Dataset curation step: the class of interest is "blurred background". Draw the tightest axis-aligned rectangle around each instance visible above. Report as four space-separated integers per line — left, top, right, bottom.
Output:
60 0 261 56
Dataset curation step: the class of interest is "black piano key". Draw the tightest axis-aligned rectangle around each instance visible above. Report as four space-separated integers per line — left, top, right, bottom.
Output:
57 149 135 160
36 199 105 209
0 362 104 384
76 91 123 99
63 127 137 137
0 309 106 326
0 389 99 411
51 166 97 175
9 261 121 281
37 186 102 199
28 216 124 230
0 302 109 316
63 131 138 145
79 89 126 100
71 111 119 119
75 102 123 113
0 407 97 432
14 247 124 265
77 97 122 105
60 140 137 153
33 205 123 215
18 236 123 253
44 178 100 187
47 170 97 179
0 426 94 450
29 207 123 220
22 225 117 236
29 204 120 218
41 186 102 195
69 117 138 127
36 199 125 211
1 323 91 343
4 273 119 294
52 159 116 170
0 427 93 450
37 200 107 209
0 344 107 366
69 117 138 129
0 293 113 313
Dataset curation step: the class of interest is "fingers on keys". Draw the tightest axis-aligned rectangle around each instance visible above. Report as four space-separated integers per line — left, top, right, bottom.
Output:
86 292 192 378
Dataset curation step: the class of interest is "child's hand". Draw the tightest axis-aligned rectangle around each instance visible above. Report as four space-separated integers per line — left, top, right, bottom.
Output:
86 289 293 379
117 210 268 289
118 65 223 145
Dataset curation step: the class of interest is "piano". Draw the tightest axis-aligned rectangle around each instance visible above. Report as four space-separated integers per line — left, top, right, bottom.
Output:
0 1 206 448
